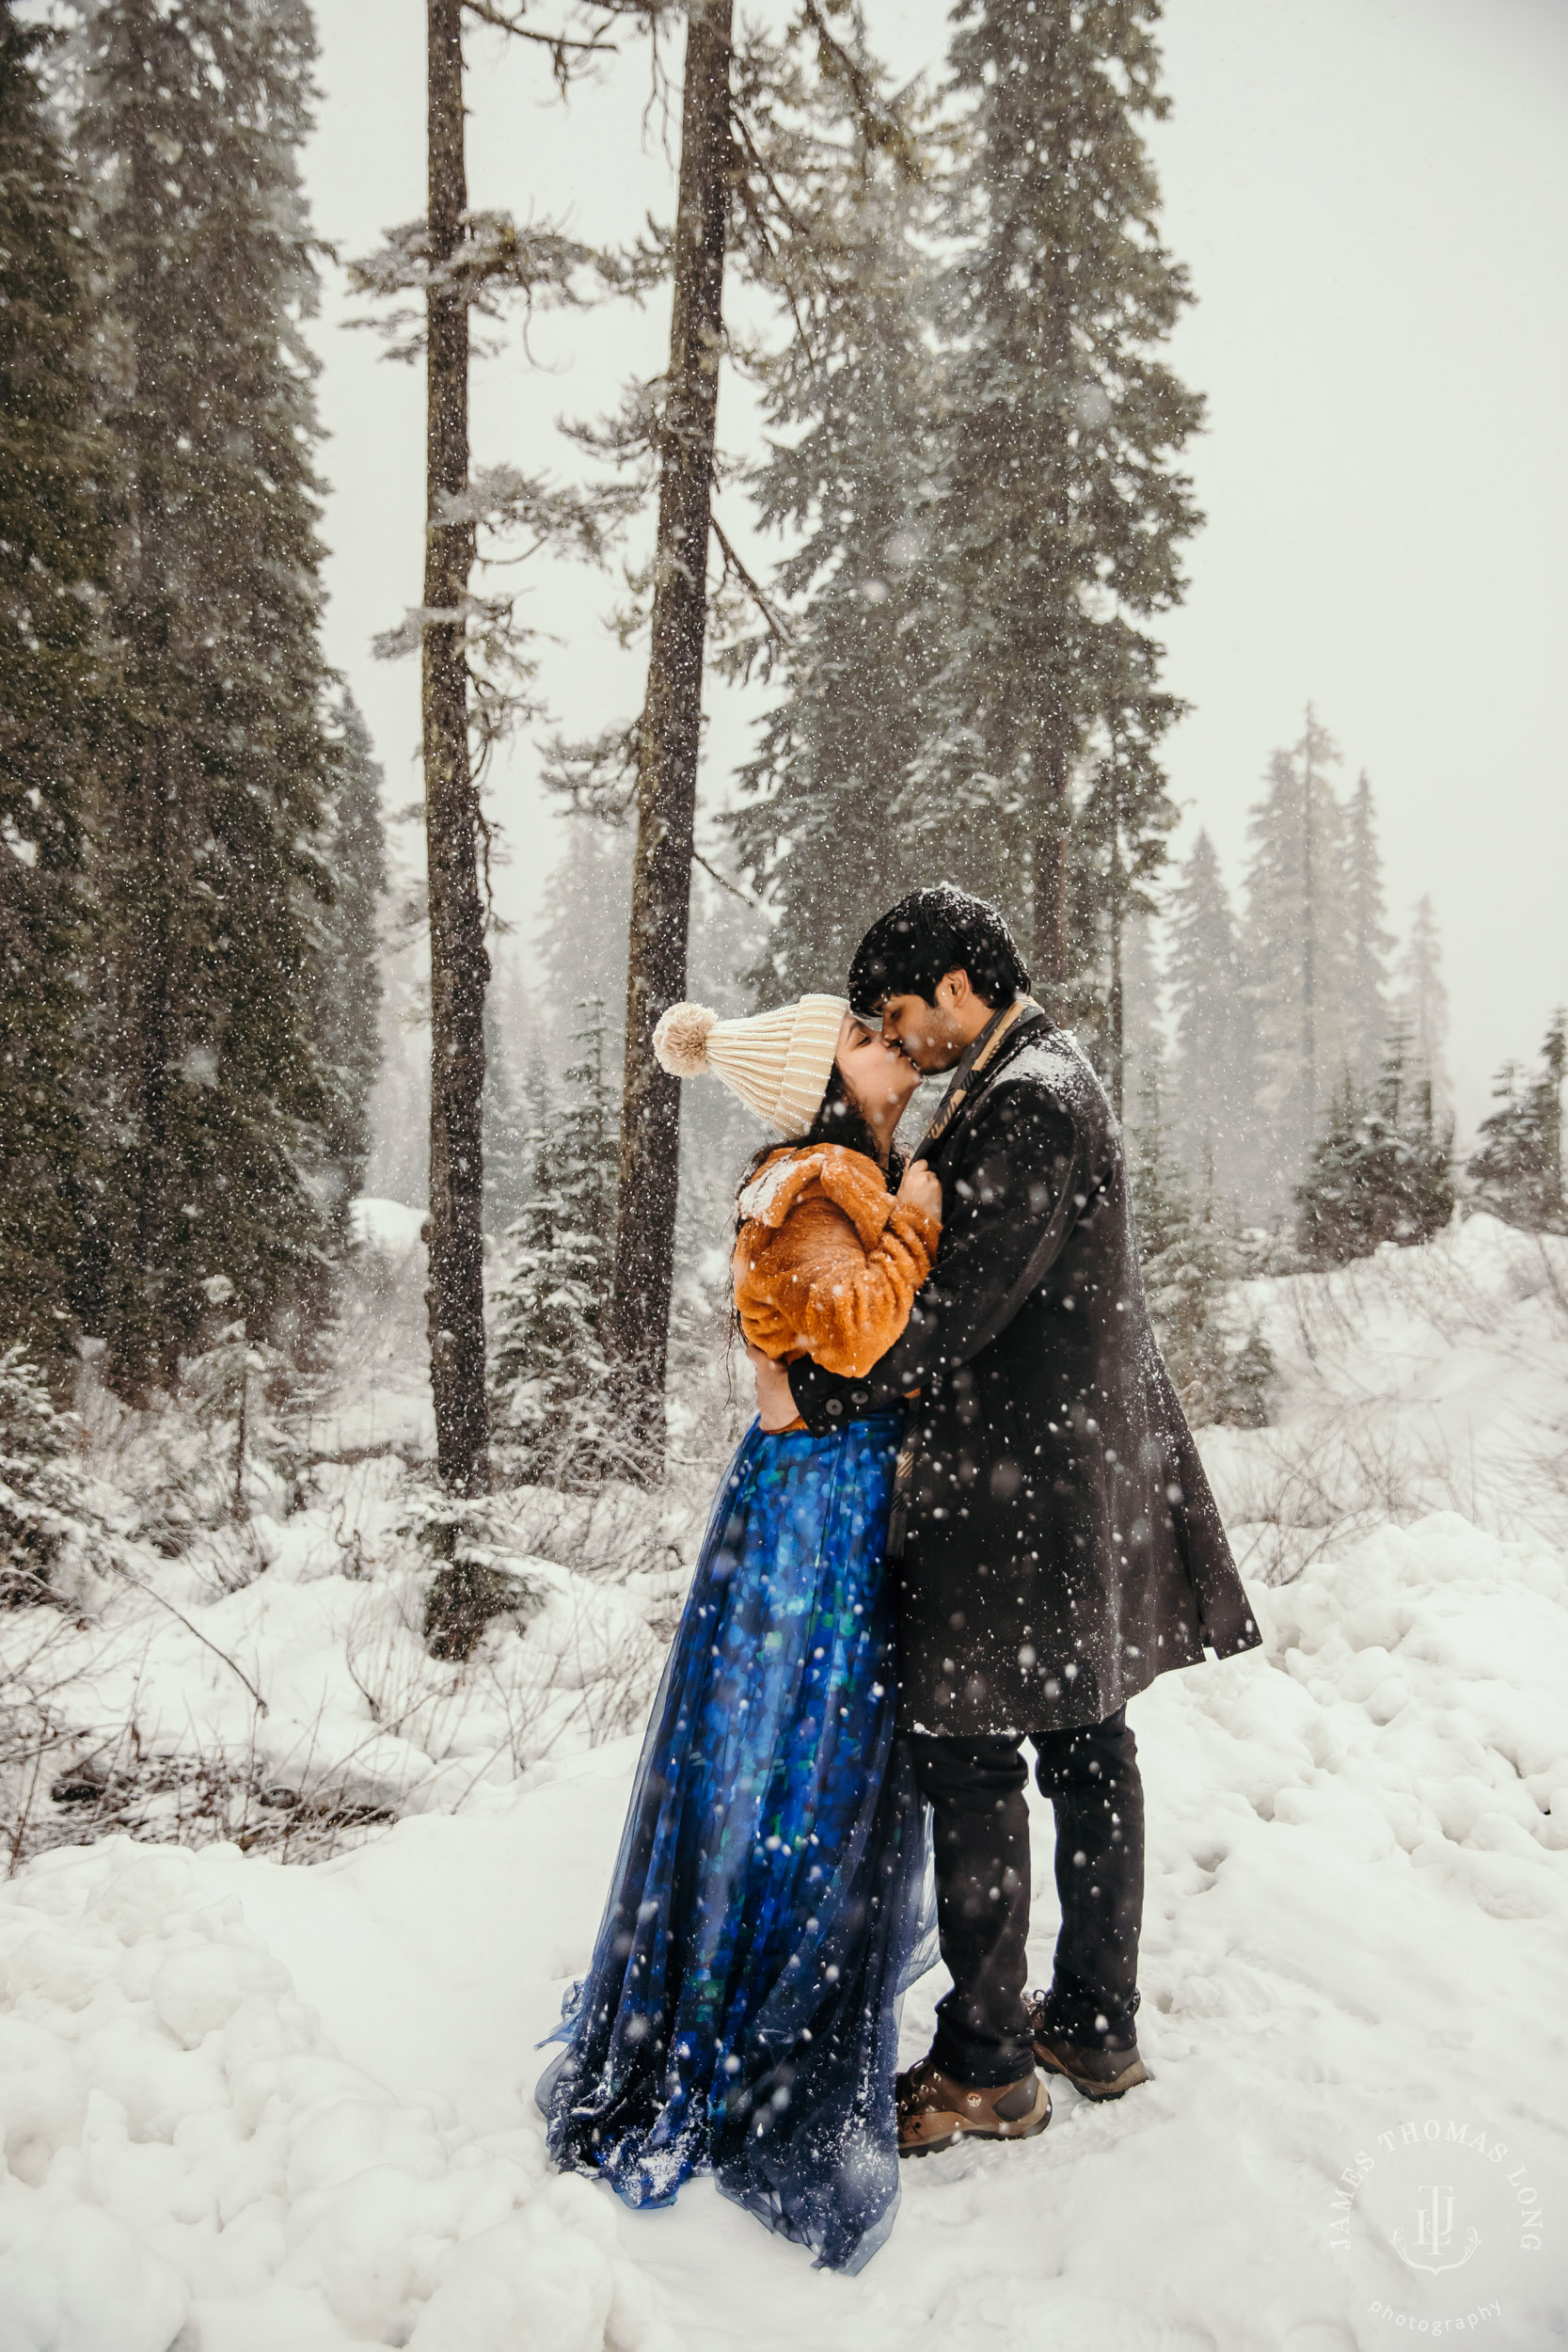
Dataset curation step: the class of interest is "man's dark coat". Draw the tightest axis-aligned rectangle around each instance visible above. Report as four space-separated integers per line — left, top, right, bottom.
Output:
788 1009 1260 1739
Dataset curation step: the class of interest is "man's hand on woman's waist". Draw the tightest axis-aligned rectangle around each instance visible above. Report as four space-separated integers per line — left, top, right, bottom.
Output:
745 1340 806 1433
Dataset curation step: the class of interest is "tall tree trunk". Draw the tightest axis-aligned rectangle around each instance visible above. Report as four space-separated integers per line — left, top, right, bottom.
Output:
132 717 174 1386
423 0 489 1493
125 66 175 1397
1030 64 1073 1002
605 0 734 1465
1107 764 1124 1121
1032 727 1070 993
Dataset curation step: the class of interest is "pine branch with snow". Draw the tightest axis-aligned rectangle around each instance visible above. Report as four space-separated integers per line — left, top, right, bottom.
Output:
1467 1011 1567 1234
489 999 633 1490
1293 1038 1455 1268
0 1348 98 1605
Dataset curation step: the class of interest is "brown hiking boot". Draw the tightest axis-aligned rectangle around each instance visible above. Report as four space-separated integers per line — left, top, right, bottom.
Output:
1029 2001 1149 2101
895 2057 1051 2159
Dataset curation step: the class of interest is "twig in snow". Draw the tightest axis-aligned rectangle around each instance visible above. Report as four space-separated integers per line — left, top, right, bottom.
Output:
113 1565 268 1716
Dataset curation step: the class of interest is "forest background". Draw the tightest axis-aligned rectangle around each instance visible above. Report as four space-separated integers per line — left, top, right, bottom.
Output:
313 0 1568 1191
3 0 1566 1513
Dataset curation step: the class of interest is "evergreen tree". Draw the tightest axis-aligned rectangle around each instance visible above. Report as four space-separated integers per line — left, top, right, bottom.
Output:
1068 722 1179 1098
1221 1323 1275 1431
1118 906 1164 1127
181 1275 303 1520
1129 1064 1234 1427
0 1343 100 1603
483 951 533 1236
315 690 385 1238
1291 1070 1361 1267
1164 831 1257 1210
1293 1038 1454 1268
1466 1012 1566 1233
1242 711 1354 1205
1344 770 1392 1093
364 866 430 1207
489 999 624 1486
537 812 631 1071
1393 894 1450 1118
0 6 111 1370
724 87 947 998
79 0 339 1395
931 0 1202 991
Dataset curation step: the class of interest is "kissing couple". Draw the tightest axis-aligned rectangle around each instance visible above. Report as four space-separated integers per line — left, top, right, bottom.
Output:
538 885 1260 2272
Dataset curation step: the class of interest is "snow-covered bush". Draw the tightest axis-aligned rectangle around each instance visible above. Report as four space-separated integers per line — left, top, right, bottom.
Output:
1466 1009 1566 1232
0 1348 98 1606
182 1307 310 1524
1219 1322 1275 1429
402 1482 545 1663
1292 1043 1453 1268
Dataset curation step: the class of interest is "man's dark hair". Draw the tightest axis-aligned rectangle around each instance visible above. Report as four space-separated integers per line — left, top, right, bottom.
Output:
848 885 1031 1017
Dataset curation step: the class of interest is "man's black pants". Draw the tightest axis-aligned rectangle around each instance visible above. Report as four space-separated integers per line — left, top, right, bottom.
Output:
908 1709 1145 2088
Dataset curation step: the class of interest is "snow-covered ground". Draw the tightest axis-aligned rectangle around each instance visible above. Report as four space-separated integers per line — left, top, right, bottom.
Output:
2 1215 1566 2349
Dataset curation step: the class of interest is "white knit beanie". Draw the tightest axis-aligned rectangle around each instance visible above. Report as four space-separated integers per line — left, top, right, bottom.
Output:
653 994 848 1134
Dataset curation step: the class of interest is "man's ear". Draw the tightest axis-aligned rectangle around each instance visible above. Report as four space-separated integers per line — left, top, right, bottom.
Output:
937 968 971 1011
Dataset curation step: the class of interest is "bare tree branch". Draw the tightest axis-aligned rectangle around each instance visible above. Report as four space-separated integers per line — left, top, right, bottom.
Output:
461 0 620 92
693 846 757 907
797 0 922 178
709 509 791 651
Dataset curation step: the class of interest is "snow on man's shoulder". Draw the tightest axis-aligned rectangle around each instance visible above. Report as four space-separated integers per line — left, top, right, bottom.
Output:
990 1029 1107 1124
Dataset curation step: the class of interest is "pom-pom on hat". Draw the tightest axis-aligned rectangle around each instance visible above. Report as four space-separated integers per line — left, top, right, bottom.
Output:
652 993 848 1134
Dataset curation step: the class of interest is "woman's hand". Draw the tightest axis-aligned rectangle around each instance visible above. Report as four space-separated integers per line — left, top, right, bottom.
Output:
896 1159 942 1224
745 1339 801 1433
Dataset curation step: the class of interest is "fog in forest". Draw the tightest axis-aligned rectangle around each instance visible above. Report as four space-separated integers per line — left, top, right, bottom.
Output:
302 0 1568 1143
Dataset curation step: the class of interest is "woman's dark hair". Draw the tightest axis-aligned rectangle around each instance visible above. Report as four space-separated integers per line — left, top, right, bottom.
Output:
736 1066 905 1226
847 883 1030 1017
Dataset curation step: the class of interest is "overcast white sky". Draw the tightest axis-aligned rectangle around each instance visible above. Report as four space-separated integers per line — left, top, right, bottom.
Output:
302 0 1568 1139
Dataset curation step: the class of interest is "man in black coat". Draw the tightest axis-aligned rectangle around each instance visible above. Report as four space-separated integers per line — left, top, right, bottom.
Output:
768 887 1260 2154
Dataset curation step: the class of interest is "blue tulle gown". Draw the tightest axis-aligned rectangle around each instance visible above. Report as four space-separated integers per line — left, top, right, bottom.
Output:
537 1409 933 2273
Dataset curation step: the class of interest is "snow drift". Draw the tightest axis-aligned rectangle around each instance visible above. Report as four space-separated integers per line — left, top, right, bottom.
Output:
0 1215 1565 2348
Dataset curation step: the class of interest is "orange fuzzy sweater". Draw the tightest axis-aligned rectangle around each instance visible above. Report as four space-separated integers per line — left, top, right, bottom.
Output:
732 1144 941 1382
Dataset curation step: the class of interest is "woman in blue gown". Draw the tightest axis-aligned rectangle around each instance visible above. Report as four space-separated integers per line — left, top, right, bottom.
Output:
538 994 942 2271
